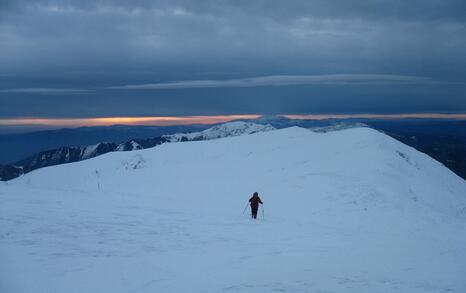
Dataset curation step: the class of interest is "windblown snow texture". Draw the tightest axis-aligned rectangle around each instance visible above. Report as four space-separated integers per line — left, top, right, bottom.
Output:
1 126 465 292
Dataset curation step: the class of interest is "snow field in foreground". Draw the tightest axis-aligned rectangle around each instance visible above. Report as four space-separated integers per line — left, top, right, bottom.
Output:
1 126 466 292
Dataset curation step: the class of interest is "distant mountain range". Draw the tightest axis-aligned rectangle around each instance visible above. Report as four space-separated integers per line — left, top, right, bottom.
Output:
0 122 274 181
163 122 275 142
1 116 466 181
0 124 209 164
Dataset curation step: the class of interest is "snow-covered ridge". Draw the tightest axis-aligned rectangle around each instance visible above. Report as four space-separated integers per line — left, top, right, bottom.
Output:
115 140 143 151
80 143 101 159
163 121 275 142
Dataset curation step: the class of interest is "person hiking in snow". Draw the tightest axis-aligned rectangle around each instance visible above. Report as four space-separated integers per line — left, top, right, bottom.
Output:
249 192 263 219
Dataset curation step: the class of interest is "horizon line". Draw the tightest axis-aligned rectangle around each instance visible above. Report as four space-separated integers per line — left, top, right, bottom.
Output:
0 113 466 128
0 115 261 127
284 113 466 120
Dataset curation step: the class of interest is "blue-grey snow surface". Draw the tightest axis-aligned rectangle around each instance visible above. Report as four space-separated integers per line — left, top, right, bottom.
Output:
1 126 466 292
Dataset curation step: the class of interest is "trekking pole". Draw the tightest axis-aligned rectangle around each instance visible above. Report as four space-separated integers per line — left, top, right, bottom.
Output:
242 202 249 215
261 204 265 220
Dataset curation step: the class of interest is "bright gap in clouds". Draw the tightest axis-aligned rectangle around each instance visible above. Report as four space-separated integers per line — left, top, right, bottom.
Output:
0 115 261 128
1 113 466 130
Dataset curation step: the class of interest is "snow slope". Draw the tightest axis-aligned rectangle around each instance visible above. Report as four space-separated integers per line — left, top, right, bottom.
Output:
1 126 466 293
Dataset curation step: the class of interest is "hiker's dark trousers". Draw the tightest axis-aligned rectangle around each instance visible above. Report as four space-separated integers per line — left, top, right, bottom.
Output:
251 206 258 219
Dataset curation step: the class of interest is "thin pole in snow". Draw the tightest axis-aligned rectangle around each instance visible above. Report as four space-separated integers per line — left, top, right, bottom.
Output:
242 202 249 215
96 170 100 191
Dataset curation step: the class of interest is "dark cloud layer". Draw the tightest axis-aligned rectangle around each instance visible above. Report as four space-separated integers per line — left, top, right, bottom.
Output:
0 0 465 117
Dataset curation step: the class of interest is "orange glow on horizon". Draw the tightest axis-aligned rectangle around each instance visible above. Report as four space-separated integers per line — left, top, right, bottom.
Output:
1 113 466 128
0 115 261 127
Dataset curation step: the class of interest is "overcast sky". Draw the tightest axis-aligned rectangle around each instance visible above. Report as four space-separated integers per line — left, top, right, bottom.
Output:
0 0 465 118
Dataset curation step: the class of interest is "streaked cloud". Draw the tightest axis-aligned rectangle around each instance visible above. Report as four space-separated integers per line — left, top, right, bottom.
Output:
0 88 91 95
0 1 465 117
108 74 442 90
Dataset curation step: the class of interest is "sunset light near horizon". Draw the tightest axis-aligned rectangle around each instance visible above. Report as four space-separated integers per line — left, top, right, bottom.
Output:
1 113 466 129
0 115 261 128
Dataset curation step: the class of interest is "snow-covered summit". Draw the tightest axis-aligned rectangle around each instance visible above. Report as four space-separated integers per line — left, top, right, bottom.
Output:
1 126 466 292
163 121 275 142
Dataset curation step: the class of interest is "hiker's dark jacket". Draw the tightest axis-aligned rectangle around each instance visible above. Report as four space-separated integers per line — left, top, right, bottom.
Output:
249 196 263 210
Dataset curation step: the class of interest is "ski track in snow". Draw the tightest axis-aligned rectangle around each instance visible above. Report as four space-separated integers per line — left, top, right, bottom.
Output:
1 126 466 292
